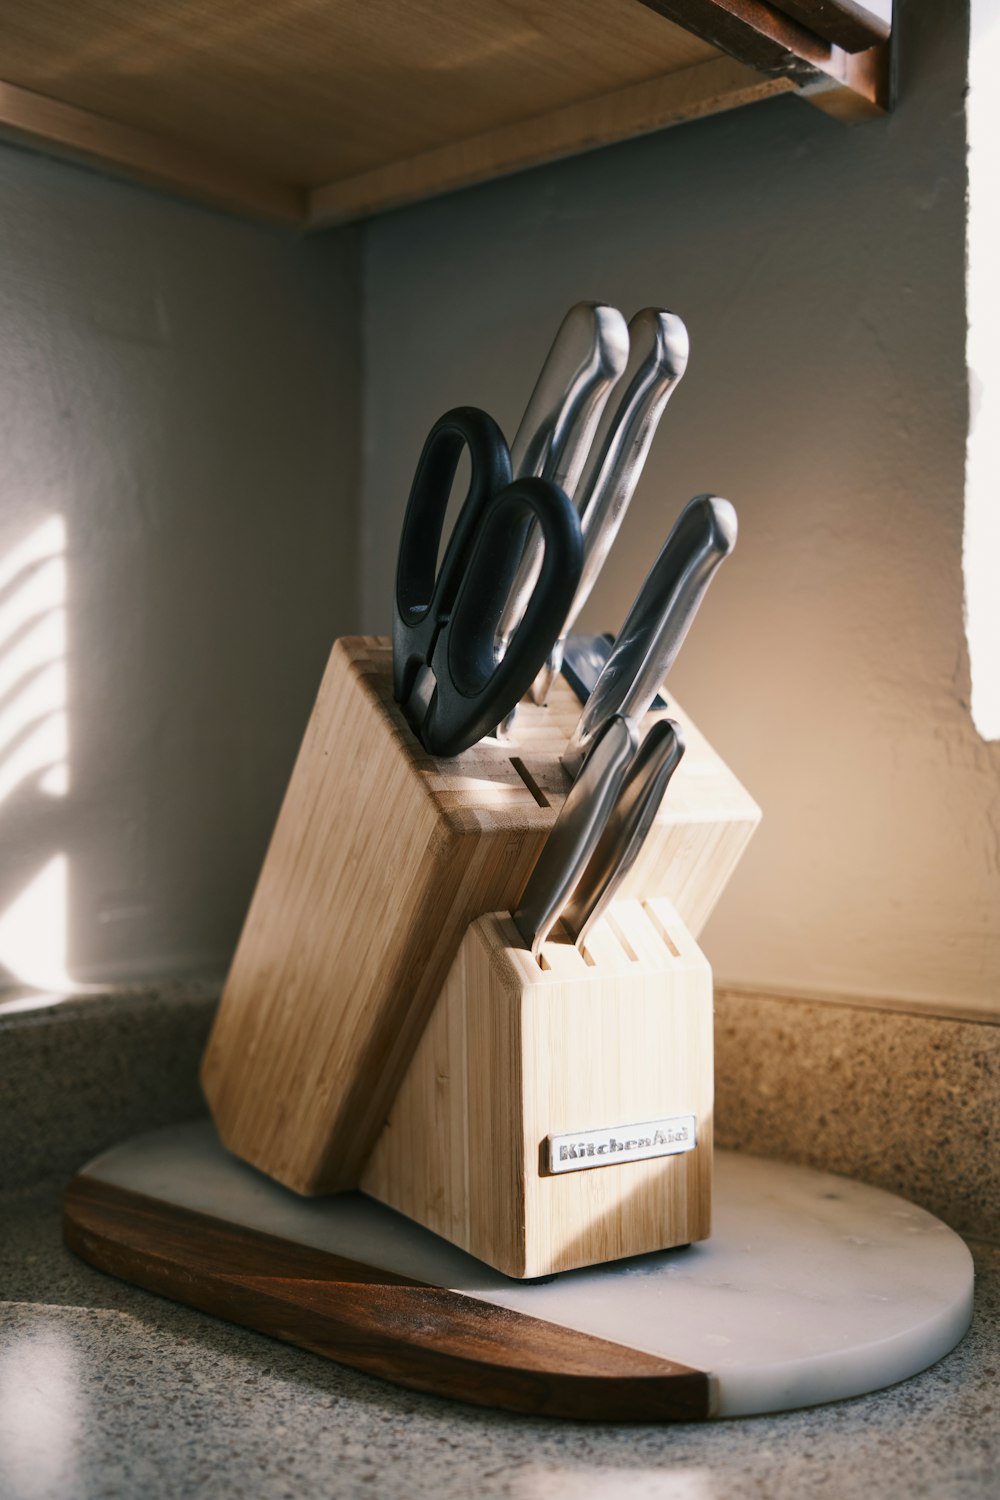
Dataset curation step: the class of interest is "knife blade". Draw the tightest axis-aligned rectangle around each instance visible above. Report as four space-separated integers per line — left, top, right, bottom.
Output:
562 493 737 777
561 719 686 950
527 307 690 706
511 714 639 956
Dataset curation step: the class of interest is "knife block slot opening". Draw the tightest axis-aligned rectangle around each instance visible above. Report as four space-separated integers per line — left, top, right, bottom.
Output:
644 902 682 958
606 913 639 962
508 757 549 808
538 943 595 971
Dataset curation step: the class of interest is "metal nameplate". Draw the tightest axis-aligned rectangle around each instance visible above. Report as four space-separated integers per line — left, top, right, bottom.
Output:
546 1114 697 1174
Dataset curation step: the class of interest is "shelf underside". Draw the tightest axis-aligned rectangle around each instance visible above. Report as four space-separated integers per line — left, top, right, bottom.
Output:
0 1 890 227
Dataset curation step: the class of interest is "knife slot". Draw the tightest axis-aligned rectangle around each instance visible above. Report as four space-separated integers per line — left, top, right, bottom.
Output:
643 902 682 958
508 757 549 807
605 912 639 963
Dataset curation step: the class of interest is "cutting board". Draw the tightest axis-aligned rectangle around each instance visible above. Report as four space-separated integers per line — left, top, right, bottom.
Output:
64 1121 973 1422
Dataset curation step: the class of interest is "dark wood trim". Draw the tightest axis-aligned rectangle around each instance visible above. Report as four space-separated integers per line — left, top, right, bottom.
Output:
64 1175 713 1421
768 2 890 53
638 0 840 79
638 0 888 115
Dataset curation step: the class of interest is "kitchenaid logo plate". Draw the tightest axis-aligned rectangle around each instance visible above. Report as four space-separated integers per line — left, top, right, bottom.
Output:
547 1114 697 1174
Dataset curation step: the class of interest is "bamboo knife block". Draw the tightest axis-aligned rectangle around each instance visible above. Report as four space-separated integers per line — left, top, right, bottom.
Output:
363 898 713 1278
201 637 758 1195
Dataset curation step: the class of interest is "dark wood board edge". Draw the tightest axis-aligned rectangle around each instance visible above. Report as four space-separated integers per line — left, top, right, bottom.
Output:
766 1 890 52
639 0 844 78
63 1175 713 1422
638 0 888 113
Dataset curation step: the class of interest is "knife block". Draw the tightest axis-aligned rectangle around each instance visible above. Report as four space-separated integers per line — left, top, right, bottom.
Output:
201 636 757 1196
362 898 713 1278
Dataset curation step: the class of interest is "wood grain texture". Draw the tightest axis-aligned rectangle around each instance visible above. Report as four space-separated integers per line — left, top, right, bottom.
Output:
363 900 714 1279
0 0 716 183
0 0 887 224
307 57 792 226
201 638 757 1197
0 79 303 222
63 1175 713 1421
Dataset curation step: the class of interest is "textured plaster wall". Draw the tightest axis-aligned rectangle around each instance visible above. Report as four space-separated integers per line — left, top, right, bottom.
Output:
1 2 993 1018
0 147 361 983
361 1 999 1014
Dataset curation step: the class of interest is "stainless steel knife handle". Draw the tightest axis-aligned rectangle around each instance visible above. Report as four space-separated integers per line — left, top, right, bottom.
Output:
496 303 629 659
527 308 690 706
562 719 686 950
562 494 737 777
510 301 630 489
512 714 639 956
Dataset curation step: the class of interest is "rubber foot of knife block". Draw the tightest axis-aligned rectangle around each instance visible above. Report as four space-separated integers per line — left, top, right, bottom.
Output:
201 637 753 1198
362 898 713 1279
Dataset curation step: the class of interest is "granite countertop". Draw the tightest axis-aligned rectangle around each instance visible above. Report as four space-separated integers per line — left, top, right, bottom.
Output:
1 1173 998 1500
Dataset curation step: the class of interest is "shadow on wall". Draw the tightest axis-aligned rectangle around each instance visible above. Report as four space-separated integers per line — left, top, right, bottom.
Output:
0 146 362 1004
0 516 72 991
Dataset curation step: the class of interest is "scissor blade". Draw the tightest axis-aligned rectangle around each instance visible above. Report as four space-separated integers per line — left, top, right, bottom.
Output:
562 720 685 950
512 714 638 956
562 494 737 778
528 308 690 706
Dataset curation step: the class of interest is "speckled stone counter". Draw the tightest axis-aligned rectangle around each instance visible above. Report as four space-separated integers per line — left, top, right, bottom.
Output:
1 1178 998 1500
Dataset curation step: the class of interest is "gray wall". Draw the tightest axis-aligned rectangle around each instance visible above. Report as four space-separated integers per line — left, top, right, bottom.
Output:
362 1 999 1014
0 148 361 983
2 0 993 1016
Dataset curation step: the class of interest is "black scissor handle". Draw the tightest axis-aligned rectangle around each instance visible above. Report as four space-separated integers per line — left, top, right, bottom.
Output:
422 477 584 758
393 407 513 707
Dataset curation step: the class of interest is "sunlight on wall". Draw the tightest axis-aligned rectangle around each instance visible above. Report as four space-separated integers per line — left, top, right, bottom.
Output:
0 515 68 802
966 0 1000 741
0 516 72 991
0 854 72 992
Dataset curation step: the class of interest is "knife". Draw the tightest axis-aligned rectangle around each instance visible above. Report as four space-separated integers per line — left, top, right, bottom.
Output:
562 494 737 777
495 302 629 657
510 301 630 491
560 633 668 711
511 714 639 956
527 308 690 706
561 719 685 950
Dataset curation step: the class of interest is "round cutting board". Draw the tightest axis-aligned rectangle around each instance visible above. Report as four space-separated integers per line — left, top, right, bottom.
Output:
64 1121 973 1422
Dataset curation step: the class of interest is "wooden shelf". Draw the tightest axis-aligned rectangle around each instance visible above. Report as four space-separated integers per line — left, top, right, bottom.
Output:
0 1 891 228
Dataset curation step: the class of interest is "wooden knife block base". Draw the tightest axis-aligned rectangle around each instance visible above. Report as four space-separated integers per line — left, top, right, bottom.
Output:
201 637 755 1198
363 898 713 1279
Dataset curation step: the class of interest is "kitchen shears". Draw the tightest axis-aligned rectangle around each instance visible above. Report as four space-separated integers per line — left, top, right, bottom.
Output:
393 406 583 758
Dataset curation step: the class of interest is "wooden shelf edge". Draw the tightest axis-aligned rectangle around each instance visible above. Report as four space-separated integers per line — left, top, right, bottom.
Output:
308 55 794 228
798 37 891 121
0 6 890 234
639 0 890 116
0 78 306 225
768 0 891 53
